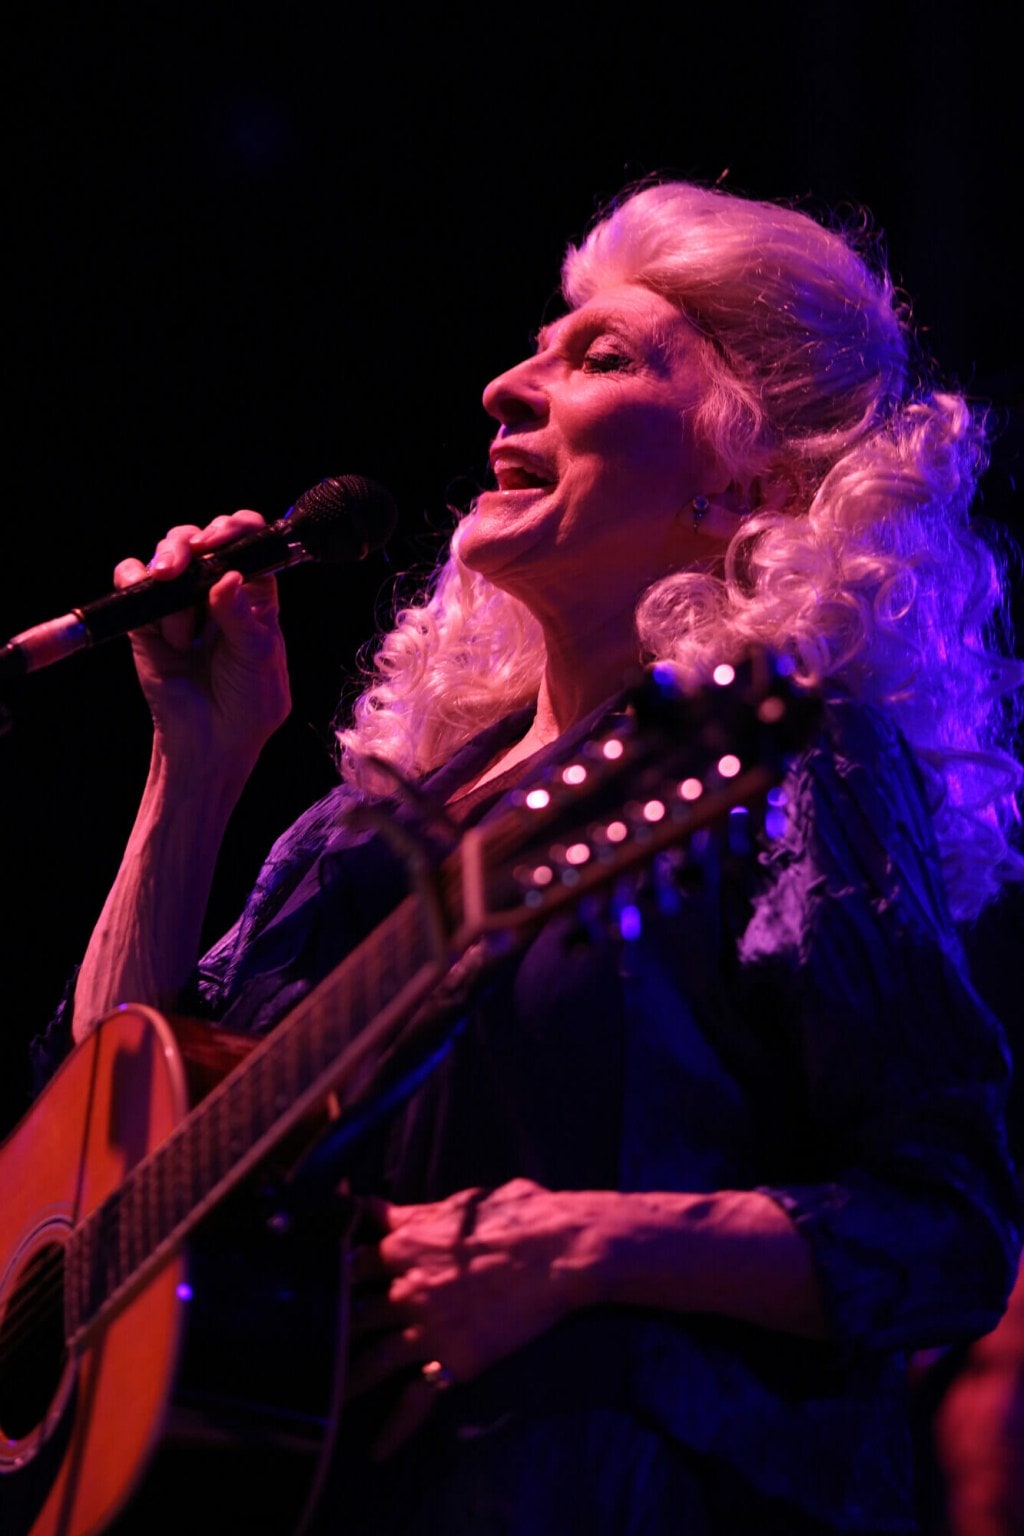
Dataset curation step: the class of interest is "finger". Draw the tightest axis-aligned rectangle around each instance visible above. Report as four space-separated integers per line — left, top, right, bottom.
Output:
206 569 280 636
373 1190 478 1233
189 509 268 552
349 1242 394 1286
113 556 151 591
144 525 205 579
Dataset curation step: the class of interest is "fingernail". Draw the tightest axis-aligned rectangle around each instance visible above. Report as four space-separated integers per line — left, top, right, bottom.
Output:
147 552 174 573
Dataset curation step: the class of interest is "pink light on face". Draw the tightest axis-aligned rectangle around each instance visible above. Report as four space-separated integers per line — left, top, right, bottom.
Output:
679 779 703 801
717 754 741 779
525 788 550 810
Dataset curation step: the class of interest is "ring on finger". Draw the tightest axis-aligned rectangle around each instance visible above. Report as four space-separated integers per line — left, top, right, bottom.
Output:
421 1359 456 1391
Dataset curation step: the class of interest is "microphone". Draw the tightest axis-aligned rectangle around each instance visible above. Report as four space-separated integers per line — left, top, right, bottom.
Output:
0 475 398 682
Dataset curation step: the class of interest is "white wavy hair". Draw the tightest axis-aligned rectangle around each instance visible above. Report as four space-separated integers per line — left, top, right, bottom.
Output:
338 181 1023 921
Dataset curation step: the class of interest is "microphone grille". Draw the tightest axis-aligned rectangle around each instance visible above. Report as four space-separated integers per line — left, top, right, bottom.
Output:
287 475 398 562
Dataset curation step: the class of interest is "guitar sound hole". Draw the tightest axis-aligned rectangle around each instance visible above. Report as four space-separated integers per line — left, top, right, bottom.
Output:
0 1243 68 1441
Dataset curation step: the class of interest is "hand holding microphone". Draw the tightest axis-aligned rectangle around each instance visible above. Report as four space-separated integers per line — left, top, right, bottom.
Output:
0 475 398 680
0 475 398 769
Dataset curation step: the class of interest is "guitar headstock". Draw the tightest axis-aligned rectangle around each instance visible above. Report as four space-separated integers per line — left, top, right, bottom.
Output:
457 650 820 938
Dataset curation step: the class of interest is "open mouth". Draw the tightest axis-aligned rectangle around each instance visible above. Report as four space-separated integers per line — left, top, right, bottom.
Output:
493 466 556 492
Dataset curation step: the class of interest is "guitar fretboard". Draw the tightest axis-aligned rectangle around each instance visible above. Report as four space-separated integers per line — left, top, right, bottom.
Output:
64 891 439 1343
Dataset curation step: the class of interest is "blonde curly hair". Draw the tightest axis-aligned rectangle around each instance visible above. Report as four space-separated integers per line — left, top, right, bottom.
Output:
338 181 1023 921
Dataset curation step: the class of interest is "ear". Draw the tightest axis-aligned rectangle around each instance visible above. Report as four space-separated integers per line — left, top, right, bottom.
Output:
688 482 751 543
748 462 805 515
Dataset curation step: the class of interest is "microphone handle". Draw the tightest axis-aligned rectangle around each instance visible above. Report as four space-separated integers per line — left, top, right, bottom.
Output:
0 522 307 681
79 523 307 644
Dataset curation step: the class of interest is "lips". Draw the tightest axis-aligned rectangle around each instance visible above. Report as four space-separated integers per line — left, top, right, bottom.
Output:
489 452 557 492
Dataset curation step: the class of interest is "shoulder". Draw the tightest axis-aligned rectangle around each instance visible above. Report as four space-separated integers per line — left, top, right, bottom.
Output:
741 694 959 966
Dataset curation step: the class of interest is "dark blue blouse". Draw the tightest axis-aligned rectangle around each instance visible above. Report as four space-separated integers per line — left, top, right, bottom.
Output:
33 696 1022 1533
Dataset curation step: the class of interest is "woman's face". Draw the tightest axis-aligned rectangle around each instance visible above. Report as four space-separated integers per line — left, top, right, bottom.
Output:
457 282 725 621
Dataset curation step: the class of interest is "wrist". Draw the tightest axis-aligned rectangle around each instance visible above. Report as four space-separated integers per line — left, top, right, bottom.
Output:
148 733 257 809
549 1190 647 1313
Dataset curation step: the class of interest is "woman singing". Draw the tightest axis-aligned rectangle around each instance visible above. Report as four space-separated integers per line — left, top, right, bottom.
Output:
38 180 1023 1534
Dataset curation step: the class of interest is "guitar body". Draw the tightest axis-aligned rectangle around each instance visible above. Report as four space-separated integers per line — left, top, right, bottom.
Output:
0 1009 342 1536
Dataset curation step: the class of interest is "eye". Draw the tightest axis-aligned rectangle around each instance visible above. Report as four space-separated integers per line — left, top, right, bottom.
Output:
581 344 633 374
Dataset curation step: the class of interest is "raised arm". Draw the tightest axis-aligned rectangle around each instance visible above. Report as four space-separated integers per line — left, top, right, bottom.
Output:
71 512 291 1040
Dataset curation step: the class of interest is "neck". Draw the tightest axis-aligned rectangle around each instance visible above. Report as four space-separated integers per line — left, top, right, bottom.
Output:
532 603 640 742
462 610 639 796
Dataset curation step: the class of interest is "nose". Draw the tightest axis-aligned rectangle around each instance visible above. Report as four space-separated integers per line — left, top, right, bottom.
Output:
482 354 549 427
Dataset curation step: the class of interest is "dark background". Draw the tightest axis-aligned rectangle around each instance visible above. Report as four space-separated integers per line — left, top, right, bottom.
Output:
2 2 1021 1130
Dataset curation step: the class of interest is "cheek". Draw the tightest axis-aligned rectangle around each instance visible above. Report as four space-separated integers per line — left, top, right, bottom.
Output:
571 398 702 487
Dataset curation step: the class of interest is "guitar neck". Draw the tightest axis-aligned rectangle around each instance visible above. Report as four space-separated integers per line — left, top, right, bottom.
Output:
65 886 448 1346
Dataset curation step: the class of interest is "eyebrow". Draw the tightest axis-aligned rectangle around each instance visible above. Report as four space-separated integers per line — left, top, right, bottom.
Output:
534 304 687 368
533 307 635 354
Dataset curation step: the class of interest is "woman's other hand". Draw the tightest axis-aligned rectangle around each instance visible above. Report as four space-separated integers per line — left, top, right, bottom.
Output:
347 1179 604 1457
345 1177 825 1459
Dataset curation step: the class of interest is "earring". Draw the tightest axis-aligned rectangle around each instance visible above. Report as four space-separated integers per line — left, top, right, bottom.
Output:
691 495 710 531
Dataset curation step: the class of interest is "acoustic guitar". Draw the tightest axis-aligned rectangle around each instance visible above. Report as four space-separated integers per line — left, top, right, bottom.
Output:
0 654 814 1535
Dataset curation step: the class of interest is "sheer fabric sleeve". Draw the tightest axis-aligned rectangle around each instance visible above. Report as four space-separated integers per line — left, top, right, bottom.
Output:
741 699 1022 1353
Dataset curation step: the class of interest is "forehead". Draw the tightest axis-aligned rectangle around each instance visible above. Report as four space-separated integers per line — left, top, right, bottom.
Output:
535 282 697 354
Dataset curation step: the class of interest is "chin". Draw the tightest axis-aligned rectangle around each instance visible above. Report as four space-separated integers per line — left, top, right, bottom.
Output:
454 503 544 587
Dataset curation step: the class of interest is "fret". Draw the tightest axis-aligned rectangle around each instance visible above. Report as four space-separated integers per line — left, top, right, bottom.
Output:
119 1172 139 1279
232 1064 255 1162
193 1090 212 1208
96 1196 120 1315
220 1075 247 1170
181 1104 202 1215
285 1018 314 1104
345 948 367 1039
164 1127 191 1232
252 1045 277 1146
139 1155 157 1262
64 1217 87 1337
